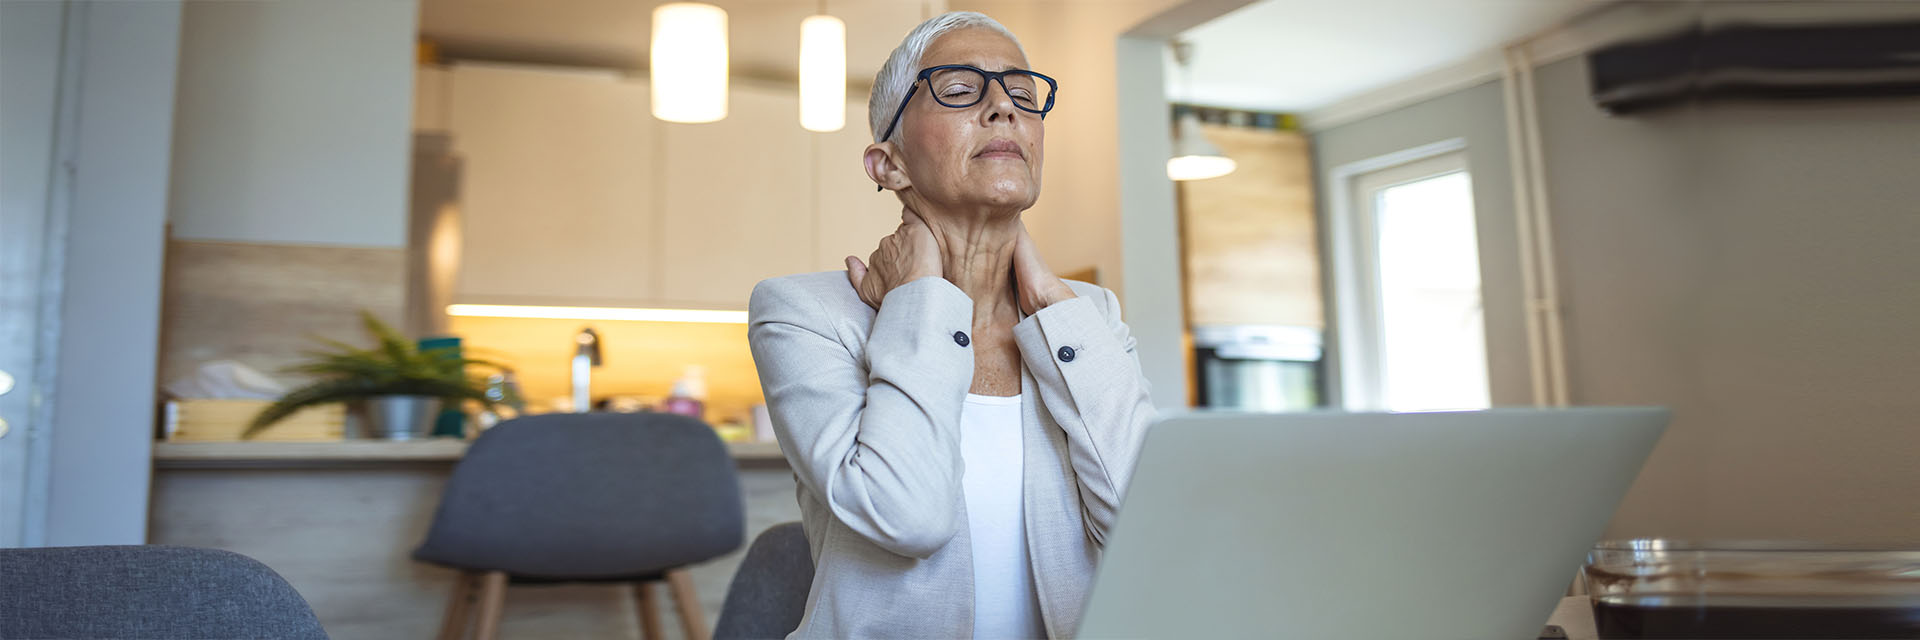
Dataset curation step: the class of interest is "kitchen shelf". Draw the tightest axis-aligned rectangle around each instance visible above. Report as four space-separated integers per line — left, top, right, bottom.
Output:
153 439 787 469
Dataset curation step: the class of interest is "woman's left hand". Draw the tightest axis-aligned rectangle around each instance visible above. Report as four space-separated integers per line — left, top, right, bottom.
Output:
1012 221 1078 316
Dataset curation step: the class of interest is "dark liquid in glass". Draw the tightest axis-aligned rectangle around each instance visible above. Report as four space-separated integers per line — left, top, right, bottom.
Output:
1592 595 1920 639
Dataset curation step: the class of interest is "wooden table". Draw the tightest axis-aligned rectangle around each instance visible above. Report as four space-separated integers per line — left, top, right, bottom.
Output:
1547 595 1600 640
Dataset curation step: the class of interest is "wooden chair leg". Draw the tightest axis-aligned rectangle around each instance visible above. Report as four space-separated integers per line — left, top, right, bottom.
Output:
634 580 666 640
665 568 709 640
471 570 509 640
435 571 480 640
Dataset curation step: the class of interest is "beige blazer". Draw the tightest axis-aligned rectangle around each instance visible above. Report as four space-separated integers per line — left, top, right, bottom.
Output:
747 272 1157 639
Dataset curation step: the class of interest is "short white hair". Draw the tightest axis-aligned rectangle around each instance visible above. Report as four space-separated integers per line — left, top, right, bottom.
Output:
868 11 1026 143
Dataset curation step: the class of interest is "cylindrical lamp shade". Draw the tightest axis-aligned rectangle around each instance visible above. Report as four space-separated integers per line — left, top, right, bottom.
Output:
1167 112 1235 180
798 15 847 132
1167 155 1238 181
651 3 728 123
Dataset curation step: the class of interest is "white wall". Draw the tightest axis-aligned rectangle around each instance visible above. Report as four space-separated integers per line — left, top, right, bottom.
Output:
1114 35 1189 409
42 0 184 546
168 0 420 248
1532 57 1920 544
1313 10 1920 543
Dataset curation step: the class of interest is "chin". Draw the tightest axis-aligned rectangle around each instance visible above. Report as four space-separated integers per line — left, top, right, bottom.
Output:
974 178 1039 209
978 190 1038 211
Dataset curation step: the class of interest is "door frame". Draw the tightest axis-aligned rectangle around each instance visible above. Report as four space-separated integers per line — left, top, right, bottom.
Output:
1322 138 1469 410
0 0 81 547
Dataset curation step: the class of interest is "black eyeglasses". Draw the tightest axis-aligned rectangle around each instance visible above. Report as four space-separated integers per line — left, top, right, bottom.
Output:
877 64 1057 144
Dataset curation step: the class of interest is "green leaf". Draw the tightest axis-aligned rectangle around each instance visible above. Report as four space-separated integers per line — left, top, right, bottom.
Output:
244 308 501 438
363 311 418 366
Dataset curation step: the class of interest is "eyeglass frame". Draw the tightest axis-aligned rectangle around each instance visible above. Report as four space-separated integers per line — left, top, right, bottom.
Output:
875 63 1058 153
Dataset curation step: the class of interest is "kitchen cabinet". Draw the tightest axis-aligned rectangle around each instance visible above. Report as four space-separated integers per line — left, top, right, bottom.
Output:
813 113 907 272
438 63 899 310
658 84 816 307
447 63 658 307
1179 125 1324 327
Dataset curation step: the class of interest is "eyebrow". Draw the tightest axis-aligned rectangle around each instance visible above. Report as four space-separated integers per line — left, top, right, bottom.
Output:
940 61 1031 73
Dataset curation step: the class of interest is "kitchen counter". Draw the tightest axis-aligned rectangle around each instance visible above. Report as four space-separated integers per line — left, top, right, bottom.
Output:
152 438 787 468
149 437 800 638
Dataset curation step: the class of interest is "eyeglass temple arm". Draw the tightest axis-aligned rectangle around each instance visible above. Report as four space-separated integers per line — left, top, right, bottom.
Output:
876 83 921 191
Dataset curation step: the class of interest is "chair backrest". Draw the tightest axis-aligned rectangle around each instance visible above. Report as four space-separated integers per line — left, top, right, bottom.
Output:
714 522 815 640
0 545 329 640
414 412 745 578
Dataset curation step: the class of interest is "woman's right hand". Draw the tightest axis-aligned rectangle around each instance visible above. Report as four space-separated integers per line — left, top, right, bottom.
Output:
846 208 943 310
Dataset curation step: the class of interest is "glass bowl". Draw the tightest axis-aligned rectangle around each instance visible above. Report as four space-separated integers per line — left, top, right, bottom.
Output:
1582 539 1920 638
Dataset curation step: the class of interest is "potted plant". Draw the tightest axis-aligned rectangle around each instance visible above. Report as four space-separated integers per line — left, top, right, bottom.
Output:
245 311 497 440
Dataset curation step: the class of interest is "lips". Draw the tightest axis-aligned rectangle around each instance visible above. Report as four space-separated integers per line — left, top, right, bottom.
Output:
976 139 1025 160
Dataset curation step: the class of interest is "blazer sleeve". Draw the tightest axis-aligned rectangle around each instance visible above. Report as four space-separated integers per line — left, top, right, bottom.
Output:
748 276 974 559
1011 285 1156 547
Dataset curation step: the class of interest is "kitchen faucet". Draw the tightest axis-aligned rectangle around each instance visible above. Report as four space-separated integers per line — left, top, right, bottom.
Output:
572 327 602 412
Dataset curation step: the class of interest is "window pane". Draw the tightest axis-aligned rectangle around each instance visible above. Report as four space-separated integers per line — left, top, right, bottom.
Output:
1374 171 1489 411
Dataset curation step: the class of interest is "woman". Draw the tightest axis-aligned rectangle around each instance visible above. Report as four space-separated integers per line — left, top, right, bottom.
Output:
747 11 1156 639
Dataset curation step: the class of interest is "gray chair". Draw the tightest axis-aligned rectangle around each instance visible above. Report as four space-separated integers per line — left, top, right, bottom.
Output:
0 545 328 639
714 522 815 640
414 412 745 640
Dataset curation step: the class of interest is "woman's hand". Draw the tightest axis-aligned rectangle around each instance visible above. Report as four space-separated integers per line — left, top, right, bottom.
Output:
1012 221 1077 316
846 208 944 309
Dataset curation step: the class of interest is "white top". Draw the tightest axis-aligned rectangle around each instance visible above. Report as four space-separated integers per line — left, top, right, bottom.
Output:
959 393 1045 640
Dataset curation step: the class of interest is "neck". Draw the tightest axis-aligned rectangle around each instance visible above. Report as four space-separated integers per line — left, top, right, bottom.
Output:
913 200 1022 325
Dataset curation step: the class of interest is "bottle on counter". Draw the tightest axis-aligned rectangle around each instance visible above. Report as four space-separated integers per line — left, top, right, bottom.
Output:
474 369 526 433
661 365 707 421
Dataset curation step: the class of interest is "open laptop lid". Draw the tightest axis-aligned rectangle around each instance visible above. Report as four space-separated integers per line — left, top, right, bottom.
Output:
1076 408 1668 639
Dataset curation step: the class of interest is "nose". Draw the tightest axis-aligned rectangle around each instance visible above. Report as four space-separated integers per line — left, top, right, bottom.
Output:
980 77 1020 126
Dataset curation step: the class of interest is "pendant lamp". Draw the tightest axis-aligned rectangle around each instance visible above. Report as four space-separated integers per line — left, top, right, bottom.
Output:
1167 40 1233 181
652 3 729 123
799 13 846 132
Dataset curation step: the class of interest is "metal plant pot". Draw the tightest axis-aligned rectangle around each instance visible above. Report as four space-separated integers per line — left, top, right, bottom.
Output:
354 395 442 440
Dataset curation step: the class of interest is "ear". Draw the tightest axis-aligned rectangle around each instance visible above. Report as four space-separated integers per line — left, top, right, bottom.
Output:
863 142 911 192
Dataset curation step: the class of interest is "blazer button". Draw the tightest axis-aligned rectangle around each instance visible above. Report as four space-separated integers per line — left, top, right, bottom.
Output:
1057 346 1075 362
953 331 970 347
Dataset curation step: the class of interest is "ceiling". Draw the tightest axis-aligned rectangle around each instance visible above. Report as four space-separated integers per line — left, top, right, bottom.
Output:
421 0 1604 112
1168 0 1604 112
419 0 931 86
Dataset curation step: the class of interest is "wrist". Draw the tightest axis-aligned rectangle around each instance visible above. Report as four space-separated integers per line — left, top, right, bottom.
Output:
1028 279 1075 310
1050 281 1077 305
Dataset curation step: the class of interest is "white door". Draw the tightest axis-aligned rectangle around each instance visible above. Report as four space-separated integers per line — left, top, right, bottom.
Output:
0 0 69 547
1337 150 1490 412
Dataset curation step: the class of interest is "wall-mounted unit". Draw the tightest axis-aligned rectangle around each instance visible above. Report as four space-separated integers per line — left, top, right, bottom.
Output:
1589 20 1920 114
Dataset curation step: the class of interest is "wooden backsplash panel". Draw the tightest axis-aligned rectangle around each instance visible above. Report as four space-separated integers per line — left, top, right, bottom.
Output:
1179 125 1324 328
159 239 406 391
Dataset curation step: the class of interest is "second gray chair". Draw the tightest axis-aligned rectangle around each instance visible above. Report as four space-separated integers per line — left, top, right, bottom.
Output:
713 522 814 640
414 412 745 640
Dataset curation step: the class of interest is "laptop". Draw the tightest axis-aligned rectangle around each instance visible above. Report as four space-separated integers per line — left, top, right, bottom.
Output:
1075 408 1669 639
